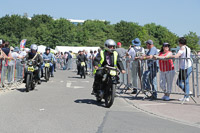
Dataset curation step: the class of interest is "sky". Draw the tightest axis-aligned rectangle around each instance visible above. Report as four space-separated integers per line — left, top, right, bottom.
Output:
0 0 199 36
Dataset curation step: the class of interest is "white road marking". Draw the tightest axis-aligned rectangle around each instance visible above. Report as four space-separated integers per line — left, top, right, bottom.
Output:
74 86 84 89
67 81 77 82
141 103 166 106
81 81 89 83
39 108 45 111
60 81 64 83
66 83 72 88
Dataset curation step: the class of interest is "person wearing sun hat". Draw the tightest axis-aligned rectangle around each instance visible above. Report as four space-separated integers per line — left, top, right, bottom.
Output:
128 38 145 94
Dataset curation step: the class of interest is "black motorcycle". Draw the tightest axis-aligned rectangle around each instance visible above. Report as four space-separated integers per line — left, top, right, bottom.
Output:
24 60 39 92
94 65 119 108
43 59 51 81
80 62 86 79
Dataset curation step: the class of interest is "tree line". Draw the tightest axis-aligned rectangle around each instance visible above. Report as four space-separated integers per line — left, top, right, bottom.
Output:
0 14 199 51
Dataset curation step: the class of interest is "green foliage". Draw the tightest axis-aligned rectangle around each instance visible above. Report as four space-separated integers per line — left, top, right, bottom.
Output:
0 14 199 51
184 31 200 50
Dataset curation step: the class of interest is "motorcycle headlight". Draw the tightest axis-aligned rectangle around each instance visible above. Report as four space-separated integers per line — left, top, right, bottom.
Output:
28 61 33 66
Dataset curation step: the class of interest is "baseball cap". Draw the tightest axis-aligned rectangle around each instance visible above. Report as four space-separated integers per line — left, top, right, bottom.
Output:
117 42 122 46
145 40 153 45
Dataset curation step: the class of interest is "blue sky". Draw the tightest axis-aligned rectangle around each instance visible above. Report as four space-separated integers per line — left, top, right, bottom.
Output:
0 0 199 36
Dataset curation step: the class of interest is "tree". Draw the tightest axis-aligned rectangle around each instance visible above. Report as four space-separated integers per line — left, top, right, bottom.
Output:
184 31 200 51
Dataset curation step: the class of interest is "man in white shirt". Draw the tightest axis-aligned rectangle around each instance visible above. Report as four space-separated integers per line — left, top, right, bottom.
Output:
170 37 192 102
19 48 27 58
128 38 145 94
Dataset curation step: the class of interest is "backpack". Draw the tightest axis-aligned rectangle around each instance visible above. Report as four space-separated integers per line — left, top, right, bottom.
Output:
133 47 143 57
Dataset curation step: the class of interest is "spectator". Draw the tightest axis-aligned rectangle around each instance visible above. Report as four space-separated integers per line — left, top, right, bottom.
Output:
94 50 97 57
1 41 14 83
67 51 72 70
89 50 94 72
137 40 159 100
128 38 145 94
155 43 175 101
169 37 192 102
116 42 127 59
116 42 127 87
19 48 27 58
12 47 23 80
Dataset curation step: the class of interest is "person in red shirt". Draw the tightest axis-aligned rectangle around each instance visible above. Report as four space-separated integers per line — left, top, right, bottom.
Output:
156 43 175 101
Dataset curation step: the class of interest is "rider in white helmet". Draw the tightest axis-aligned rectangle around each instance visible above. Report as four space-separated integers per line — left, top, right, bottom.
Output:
24 44 43 84
91 39 126 95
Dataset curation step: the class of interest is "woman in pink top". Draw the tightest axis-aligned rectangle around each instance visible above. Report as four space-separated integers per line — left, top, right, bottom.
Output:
156 43 175 101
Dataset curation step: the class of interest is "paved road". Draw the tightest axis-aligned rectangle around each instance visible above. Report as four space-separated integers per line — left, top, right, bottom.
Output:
0 70 199 133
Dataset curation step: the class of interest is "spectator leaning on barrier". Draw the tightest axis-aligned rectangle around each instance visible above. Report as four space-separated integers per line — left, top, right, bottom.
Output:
116 42 127 59
154 43 175 101
128 38 145 94
19 48 27 58
169 37 192 102
116 42 127 87
12 47 24 80
136 40 159 99
1 41 14 83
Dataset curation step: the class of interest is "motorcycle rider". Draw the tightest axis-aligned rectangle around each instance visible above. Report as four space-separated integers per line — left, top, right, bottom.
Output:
92 39 126 94
41 47 55 77
24 44 43 84
77 50 87 75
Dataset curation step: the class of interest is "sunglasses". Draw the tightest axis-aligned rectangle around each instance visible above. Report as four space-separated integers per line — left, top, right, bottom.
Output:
163 45 169 47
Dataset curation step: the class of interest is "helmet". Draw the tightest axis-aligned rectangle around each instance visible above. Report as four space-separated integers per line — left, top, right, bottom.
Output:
30 44 38 51
104 39 116 48
45 46 50 51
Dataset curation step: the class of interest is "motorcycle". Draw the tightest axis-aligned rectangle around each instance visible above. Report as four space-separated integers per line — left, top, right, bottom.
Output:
24 60 39 92
80 62 86 79
94 65 119 108
44 59 51 82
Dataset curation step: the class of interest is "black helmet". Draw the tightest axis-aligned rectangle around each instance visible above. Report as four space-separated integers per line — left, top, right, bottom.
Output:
45 46 50 51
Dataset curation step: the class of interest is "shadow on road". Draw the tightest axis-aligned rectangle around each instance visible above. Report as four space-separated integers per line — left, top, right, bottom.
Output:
16 88 26 92
16 88 38 93
74 99 105 107
118 94 200 106
68 76 82 79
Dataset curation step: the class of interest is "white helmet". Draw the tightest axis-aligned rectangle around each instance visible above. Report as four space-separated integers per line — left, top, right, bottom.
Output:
30 44 38 51
104 39 116 48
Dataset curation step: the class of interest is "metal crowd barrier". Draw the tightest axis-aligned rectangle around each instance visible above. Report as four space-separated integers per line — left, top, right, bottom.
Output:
118 57 199 103
0 59 25 90
56 57 94 76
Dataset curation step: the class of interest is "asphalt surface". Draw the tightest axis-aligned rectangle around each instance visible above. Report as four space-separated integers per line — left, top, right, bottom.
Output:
0 70 199 133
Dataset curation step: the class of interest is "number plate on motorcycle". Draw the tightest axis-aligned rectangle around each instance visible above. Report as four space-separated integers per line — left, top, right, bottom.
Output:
81 62 85 66
110 70 117 76
28 67 34 72
45 63 50 67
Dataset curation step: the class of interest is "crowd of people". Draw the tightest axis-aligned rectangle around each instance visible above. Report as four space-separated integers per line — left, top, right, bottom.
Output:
0 37 193 102
116 37 192 102
88 37 192 102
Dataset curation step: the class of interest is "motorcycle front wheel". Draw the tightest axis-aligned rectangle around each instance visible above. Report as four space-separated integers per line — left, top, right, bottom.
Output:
26 74 31 92
45 67 49 81
105 84 116 108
